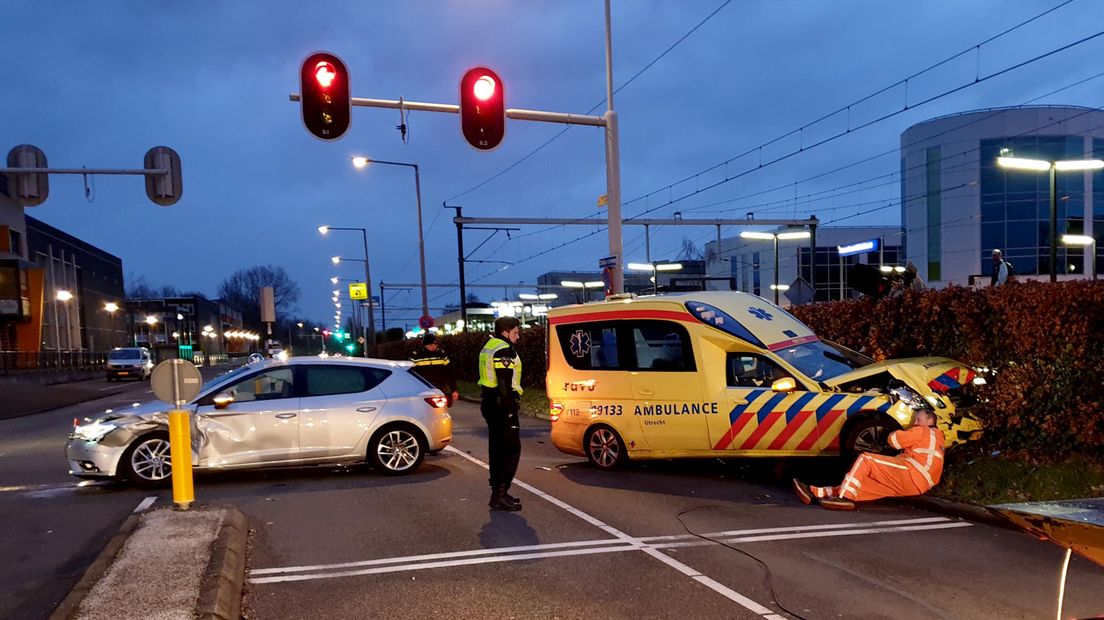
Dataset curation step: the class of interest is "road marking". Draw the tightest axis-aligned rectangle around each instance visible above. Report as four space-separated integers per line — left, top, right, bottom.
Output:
252 447 968 618
248 518 967 585
133 496 157 513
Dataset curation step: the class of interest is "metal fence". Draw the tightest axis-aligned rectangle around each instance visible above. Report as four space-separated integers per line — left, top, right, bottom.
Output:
0 350 110 375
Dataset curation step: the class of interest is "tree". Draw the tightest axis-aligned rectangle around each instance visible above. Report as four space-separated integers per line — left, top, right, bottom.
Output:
126 273 181 299
678 238 703 261
217 265 301 321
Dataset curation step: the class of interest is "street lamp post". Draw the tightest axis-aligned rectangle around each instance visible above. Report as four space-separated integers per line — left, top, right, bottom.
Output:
740 230 812 304
104 302 120 349
627 262 683 296
1061 234 1098 280
352 156 428 320
997 156 1104 282
320 226 376 351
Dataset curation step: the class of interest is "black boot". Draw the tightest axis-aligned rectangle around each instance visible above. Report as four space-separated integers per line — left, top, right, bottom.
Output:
489 485 521 511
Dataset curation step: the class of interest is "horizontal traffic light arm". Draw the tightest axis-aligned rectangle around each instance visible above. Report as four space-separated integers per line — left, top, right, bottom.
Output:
0 167 167 176
289 94 605 127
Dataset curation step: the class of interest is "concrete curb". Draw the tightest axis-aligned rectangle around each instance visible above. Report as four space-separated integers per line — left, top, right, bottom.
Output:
196 507 249 620
896 495 1015 530
48 513 142 620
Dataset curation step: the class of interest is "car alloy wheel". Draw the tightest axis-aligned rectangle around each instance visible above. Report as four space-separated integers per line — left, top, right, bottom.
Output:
586 426 625 470
124 433 173 486
374 428 422 474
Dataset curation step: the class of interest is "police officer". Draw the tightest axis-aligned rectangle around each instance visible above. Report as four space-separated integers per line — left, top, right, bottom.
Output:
410 333 459 406
478 316 523 511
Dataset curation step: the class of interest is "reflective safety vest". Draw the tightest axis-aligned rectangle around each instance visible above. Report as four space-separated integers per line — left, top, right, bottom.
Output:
478 336 523 395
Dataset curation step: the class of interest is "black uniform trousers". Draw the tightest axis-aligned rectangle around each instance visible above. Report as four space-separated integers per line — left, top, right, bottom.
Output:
481 386 521 489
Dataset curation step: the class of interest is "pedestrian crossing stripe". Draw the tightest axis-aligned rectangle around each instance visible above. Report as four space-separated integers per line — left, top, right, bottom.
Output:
711 390 893 452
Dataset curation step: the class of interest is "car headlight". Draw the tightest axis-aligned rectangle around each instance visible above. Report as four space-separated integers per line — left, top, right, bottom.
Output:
889 386 927 410
71 421 118 442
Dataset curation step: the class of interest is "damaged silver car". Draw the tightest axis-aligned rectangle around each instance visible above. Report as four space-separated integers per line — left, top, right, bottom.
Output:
66 357 453 487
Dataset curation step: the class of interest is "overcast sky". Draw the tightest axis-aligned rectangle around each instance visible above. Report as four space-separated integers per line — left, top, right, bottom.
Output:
4 0 1103 326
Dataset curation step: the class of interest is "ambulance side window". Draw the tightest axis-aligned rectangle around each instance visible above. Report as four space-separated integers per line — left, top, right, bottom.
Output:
727 353 790 388
628 321 696 372
556 323 621 371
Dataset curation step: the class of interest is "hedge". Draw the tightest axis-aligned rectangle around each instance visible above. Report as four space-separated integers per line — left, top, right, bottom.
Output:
376 326 547 388
791 281 1104 455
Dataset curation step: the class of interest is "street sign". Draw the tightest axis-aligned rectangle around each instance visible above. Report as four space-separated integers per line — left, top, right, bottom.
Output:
370 295 380 307
599 255 617 269
151 359 203 407
348 282 368 300
597 194 608 207
419 314 435 329
784 277 816 306
357 336 365 344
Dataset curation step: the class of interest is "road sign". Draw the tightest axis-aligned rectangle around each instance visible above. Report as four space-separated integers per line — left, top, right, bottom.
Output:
599 255 617 269
597 194 608 207
784 277 816 306
419 315 435 329
348 282 368 300
370 295 380 307
151 359 203 407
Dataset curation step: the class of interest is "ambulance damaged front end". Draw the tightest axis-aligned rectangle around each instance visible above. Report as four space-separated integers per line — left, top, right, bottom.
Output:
824 357 985 447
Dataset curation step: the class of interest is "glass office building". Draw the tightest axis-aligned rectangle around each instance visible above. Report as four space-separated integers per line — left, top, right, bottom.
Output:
901 106 1104 285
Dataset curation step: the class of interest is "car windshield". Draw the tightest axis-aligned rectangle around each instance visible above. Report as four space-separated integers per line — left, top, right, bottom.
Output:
108 349 141 360
773 340 872 382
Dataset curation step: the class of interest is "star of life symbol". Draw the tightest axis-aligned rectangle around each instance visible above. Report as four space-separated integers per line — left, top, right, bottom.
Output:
748 307 774 321
569 330 591 358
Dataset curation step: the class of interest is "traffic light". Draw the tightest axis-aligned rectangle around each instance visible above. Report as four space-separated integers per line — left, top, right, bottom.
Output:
300 52 351 141
459 67 505 151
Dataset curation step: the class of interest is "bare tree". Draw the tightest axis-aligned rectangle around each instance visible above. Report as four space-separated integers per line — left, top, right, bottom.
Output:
217 265 301 319
678 238 704 261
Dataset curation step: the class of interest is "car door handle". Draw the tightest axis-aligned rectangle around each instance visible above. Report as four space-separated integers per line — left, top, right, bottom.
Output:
275 413 297 419
357 406 377 413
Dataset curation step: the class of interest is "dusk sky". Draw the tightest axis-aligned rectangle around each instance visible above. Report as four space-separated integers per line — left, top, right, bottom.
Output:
4 1 1103 327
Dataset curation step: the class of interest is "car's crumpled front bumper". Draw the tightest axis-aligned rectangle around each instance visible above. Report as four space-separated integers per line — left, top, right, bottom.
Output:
65 439 126 478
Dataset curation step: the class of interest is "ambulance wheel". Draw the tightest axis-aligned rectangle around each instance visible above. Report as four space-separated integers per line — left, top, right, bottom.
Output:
841 417 897 464
585 425 627 470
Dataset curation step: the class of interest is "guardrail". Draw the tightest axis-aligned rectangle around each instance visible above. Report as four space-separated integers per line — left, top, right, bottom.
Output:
0 351 109 374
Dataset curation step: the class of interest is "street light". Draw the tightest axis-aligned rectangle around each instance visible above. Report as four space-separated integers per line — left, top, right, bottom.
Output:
54 290 74 351
1061 234 1098 280
740 229 812 304
319 224 376 351
350 156 428 319
997 155 1104 282
627 262 683 296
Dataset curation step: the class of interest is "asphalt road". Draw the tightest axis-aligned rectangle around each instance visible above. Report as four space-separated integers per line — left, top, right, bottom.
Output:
2 388 1103 619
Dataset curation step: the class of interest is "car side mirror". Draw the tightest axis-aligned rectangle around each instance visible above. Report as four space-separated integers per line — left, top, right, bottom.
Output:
213 392 234 409
771 377 797 393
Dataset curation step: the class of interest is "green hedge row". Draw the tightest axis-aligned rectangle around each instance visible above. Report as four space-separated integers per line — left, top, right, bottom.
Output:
791 281 1104 455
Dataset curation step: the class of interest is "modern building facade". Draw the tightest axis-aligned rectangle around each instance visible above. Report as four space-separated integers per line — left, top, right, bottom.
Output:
706 226 902 304
901 106 1104 285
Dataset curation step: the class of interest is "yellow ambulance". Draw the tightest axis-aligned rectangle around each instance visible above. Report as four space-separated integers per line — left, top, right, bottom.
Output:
546 291 983 469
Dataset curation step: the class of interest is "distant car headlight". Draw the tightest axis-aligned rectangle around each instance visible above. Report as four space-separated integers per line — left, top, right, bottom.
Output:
889 386 927 410
71 421 118 442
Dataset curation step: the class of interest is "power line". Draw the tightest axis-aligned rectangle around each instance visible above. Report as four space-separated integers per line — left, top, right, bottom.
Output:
445 0 734 203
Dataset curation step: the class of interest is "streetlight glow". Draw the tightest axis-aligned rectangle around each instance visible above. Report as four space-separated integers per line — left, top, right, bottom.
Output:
627 263 655 271
330 277 339 284
655 263 683 271
331 256 341 265
103 302 119 313
740 231 777 240
352 156 369 169
318 226 330 234
518 293 539 300
1061 234 1095 246
56 290 73 301
1054 160 1104 171
777 231 812 241
996 156 1051 171
560 281 584 288
145 315 158 325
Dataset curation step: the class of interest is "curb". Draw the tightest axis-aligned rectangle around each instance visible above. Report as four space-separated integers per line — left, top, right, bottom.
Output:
48 513 142 620
196 507 249 620
896 495 1014 530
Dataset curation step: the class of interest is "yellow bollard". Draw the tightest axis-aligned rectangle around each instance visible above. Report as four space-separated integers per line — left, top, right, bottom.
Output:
167 409 194 509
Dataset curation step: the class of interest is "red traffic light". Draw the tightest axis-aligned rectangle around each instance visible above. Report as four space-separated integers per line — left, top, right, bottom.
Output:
459 67 505 151
314 61 337 88
300 52 351 141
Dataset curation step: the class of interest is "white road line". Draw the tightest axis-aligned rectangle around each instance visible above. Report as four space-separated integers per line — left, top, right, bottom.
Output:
133 496 157 513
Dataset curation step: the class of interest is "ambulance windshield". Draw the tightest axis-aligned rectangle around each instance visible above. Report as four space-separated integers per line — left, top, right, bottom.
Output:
774 340 871 381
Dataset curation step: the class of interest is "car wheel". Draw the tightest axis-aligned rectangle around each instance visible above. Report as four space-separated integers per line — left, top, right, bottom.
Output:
585 425 627 470
368 425 425 475
121 431 173 488
841 417 898 465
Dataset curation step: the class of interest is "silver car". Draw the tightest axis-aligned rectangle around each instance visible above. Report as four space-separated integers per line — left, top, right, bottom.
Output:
67 357 453 487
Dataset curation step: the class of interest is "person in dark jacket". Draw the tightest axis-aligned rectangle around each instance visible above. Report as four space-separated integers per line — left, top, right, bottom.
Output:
478 317 523 511
410 333 459 406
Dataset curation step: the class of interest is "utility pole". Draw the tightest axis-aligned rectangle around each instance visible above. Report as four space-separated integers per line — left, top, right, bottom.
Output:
446 204 467 327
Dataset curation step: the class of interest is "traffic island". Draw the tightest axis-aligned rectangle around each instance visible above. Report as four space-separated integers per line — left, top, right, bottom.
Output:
50 505 248 620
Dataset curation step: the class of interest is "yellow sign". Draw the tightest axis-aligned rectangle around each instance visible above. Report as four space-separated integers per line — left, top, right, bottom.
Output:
348 282 368 300
597 194 608 207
